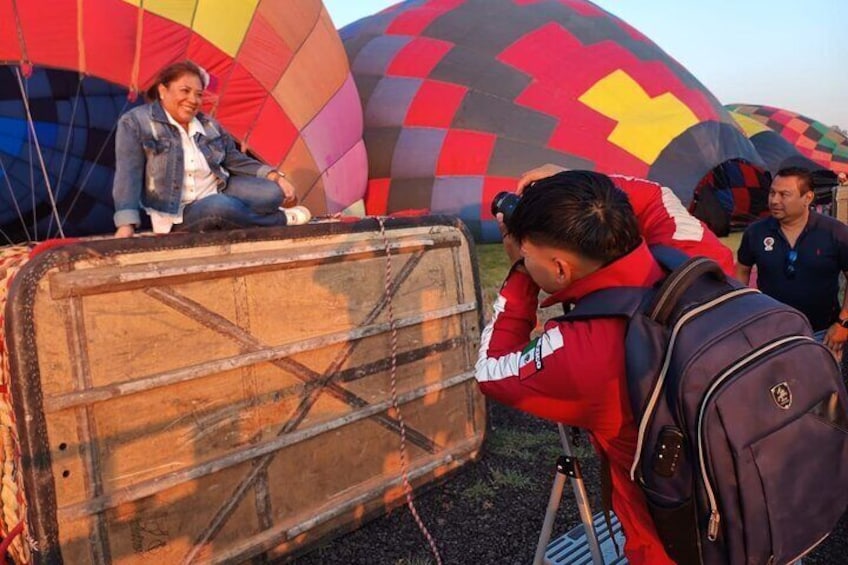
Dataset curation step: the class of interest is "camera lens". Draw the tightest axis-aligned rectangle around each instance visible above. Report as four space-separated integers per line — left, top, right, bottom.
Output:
491 191 521 223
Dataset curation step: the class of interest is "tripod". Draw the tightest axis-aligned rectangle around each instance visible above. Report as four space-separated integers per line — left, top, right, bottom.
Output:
533 424 606 565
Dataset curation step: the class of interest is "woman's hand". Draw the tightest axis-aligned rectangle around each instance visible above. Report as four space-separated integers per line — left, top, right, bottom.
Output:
115 225 135 238
268 171 298 207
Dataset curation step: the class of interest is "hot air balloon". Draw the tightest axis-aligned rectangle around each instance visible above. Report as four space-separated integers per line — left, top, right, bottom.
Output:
342 0 763 241
0 0 367 245
727 104 848 175
692 106 843 236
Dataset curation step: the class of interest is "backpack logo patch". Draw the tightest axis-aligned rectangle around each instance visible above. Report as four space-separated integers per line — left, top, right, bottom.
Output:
770 382 792 410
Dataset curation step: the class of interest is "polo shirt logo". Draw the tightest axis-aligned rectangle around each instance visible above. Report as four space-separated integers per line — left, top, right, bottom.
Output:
763 236 775 251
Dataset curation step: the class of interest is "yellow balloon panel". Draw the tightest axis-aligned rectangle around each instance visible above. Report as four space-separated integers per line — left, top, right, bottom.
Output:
580 69 698 164
193 0 259 57
120 0 196 28
730 112 772 137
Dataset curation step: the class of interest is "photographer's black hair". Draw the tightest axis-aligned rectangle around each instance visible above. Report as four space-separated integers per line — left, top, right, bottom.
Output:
506 170 641 265
775 166 813 195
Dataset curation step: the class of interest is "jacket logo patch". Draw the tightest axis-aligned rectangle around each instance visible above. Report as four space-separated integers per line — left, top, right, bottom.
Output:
518 339 544 379
771 382 792 410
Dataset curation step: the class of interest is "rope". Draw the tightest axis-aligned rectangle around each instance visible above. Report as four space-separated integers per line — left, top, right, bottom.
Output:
0 521 24 565
60 96 131 228
377 217 443 565
47 73 84 238
14 67 65 239
0 245 34 564
0 158 31 245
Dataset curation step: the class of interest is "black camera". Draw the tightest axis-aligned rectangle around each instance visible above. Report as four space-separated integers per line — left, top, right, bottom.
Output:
491 191 521 223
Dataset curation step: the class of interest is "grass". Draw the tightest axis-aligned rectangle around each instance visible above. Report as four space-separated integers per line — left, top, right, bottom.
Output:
460 479 495 503
475 243 512 312
394 557 434 565
487 427 559 461
490 467 534 490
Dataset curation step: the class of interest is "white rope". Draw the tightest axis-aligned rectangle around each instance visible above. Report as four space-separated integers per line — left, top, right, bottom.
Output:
0 157 31 244
14 66 65 238
47 73 84 237
59 95 130 229
377 217 444 565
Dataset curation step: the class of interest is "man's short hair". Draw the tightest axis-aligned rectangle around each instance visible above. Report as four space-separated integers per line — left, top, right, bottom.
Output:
506 170 641 265
776 166 813 195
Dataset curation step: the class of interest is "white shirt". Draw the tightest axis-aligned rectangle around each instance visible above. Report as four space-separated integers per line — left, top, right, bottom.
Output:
146 113 219 234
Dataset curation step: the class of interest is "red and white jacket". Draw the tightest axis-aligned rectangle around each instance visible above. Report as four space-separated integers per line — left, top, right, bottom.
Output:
475 242 675 565
610 174 735 275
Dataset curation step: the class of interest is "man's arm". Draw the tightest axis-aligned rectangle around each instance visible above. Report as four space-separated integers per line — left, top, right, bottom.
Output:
822 276 848 361
735 228 756 285
822 221 848 359
112 113 145 236
735 263 752 285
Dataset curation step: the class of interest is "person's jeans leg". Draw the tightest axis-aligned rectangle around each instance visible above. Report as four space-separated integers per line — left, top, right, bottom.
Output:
222 175 284 214
179 177 286 232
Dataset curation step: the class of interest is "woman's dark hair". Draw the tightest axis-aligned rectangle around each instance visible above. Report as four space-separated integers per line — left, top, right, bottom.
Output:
144 60 206 102
507 170 641 265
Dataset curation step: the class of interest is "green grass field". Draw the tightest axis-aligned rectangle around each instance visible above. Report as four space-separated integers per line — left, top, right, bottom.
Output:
475 232 744 314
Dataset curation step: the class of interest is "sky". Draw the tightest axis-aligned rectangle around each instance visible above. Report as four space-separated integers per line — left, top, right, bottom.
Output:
323 0 847 130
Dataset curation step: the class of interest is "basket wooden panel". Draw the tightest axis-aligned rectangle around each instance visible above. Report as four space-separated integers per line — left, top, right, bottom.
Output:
3 217 485 564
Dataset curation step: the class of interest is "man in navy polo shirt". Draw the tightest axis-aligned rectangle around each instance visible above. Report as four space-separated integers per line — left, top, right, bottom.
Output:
736 167 848 360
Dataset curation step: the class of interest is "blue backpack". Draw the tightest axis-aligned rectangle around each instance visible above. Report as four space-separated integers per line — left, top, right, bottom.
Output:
563 250 848 565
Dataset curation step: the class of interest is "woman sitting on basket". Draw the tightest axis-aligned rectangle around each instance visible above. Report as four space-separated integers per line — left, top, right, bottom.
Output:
112 60 310 238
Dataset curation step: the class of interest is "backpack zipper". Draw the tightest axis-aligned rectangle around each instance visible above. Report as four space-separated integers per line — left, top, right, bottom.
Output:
696 335 813 542
630 287 759 480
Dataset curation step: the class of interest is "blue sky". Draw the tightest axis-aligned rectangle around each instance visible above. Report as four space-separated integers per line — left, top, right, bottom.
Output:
323 0 847 130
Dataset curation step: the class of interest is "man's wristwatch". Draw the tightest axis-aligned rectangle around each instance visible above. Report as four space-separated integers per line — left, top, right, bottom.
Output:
268 170 286 181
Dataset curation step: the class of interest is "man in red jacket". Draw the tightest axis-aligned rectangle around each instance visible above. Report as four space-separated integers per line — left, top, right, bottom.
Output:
517 164 735 275
475 170 675 564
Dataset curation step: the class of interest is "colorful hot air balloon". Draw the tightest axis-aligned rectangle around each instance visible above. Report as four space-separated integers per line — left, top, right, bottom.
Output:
0 0 367 244
727 104 848 175
342 0 762 241
728 108 824 175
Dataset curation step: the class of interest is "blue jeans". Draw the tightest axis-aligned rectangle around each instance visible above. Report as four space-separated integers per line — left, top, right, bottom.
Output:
178 175 286 232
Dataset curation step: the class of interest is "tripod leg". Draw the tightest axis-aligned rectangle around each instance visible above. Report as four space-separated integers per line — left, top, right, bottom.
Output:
533 461 568 565
558 424 605 565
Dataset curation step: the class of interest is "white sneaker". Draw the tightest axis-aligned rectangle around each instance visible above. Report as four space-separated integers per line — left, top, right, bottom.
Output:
282 205 312 225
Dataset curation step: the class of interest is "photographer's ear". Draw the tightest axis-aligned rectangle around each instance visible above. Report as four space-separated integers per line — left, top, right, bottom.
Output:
553 257 572 287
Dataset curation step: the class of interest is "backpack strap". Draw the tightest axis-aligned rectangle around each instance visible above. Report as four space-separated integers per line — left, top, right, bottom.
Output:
560 287 650 322
647 255 726 325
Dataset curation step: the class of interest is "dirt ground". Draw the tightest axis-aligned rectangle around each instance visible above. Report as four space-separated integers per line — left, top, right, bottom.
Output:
288 240 848 565
288 400 848 564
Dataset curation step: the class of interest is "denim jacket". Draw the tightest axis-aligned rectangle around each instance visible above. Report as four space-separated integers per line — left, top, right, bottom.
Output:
112 101 274 227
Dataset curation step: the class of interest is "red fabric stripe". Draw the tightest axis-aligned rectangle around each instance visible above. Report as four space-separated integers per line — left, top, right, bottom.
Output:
214 63 268 141
247 100 298 165
405 80 466 128
83 0 138 87
0 1 22 61
136 13 192 92
365 178 391 215
16 0 78 69
236 13 291 91
386 0 466 36
386 36 452 78
436 130 497 176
